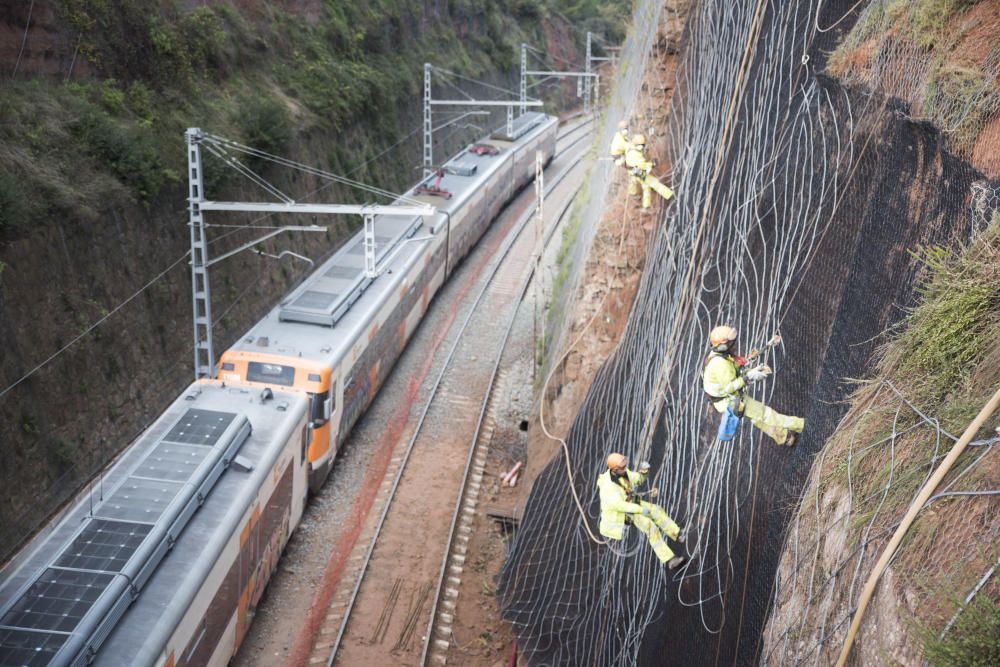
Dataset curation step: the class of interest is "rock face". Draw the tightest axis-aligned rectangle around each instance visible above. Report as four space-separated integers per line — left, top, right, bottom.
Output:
762 221 1000 666
0 0 596 561
497 0 1000 665
760 3 1000 664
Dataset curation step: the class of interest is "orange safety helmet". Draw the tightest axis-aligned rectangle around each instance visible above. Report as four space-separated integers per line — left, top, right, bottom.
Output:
607 452 628 470
709 325 738 352
631 133 646 146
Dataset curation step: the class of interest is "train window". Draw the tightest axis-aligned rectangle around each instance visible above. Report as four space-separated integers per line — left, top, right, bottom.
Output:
308 373 322 382
221 362 235 371
324 380 337 420
310 393 326 425
247 362 295 386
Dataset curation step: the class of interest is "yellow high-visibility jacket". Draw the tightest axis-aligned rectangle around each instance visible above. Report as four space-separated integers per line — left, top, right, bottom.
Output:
703 352 746 410
610 130 631 159
624 146 654 175
597 468 646 540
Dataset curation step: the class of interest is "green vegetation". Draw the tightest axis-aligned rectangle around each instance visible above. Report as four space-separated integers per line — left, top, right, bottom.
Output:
829 220 999 510
921 594 1000 667
826 0 997 158
810 218 1000 655
909 0 977 50
890 225 999 406
921 63 999 155
0 0 626 238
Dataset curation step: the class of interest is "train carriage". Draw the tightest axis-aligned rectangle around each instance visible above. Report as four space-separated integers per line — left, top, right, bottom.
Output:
219 112 558 491
0 383 309 666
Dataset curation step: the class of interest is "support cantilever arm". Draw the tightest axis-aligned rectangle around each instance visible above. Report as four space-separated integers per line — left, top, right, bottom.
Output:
203 225 327 268
428 100 543 107
198 201 436 216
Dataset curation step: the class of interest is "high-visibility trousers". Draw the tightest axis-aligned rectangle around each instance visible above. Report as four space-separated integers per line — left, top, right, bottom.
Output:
713 395 804 446
640 174 673 208
631 501 681 563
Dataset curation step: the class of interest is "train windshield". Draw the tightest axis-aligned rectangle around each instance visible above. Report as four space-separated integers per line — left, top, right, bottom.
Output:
247 361 296 386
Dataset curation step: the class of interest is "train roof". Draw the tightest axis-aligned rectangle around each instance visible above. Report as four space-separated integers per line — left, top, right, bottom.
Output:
225 112 557 371
0 382 308 667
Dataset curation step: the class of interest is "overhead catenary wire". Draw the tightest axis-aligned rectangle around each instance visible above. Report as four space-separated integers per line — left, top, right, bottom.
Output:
199 133 421 205
431 65 523 100
0 105 466 410
0 252 191 402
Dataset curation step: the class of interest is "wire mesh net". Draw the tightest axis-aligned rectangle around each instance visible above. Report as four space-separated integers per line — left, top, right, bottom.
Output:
497 0 998 664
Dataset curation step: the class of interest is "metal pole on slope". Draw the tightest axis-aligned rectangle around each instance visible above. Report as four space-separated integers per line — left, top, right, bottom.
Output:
184 129 434 381
533 150 544 381
834 385 1000 667
584 31 592 115
186 128 214 380
423 62 433 177
520 43 527 116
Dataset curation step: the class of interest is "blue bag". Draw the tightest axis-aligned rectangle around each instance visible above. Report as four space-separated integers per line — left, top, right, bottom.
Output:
717 406 741 441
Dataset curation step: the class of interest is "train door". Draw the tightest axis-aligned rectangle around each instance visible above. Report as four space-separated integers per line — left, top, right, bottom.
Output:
327 374 343 456
306 373 341 493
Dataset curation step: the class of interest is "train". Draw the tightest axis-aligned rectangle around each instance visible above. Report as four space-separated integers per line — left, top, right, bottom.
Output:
0 111 558 667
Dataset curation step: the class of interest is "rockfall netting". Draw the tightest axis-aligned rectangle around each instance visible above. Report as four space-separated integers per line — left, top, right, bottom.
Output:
497 0 998 664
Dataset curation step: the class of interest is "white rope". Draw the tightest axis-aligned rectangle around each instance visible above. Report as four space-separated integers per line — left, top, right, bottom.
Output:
11 0 34 79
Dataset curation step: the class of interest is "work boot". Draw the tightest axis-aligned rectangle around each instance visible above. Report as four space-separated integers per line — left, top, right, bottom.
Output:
784 432 797 448
667 556 687 570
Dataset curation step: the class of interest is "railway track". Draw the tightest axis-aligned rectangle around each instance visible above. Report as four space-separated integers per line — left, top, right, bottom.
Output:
301 118 594 666
420 139 589 667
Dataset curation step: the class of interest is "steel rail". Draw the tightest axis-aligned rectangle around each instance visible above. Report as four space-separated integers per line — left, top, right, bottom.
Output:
322 120 593 666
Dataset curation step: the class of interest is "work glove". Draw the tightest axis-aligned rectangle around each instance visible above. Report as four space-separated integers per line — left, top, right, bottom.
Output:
638 506 652 518
744 364 772 383
639 461 651 474
647 487 659 500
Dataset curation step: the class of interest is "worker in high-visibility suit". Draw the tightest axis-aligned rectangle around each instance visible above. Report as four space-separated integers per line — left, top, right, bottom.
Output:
597 453 687 569
624 133 674 209
610 120 632 166
702 325 805 447
609 121 636 195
